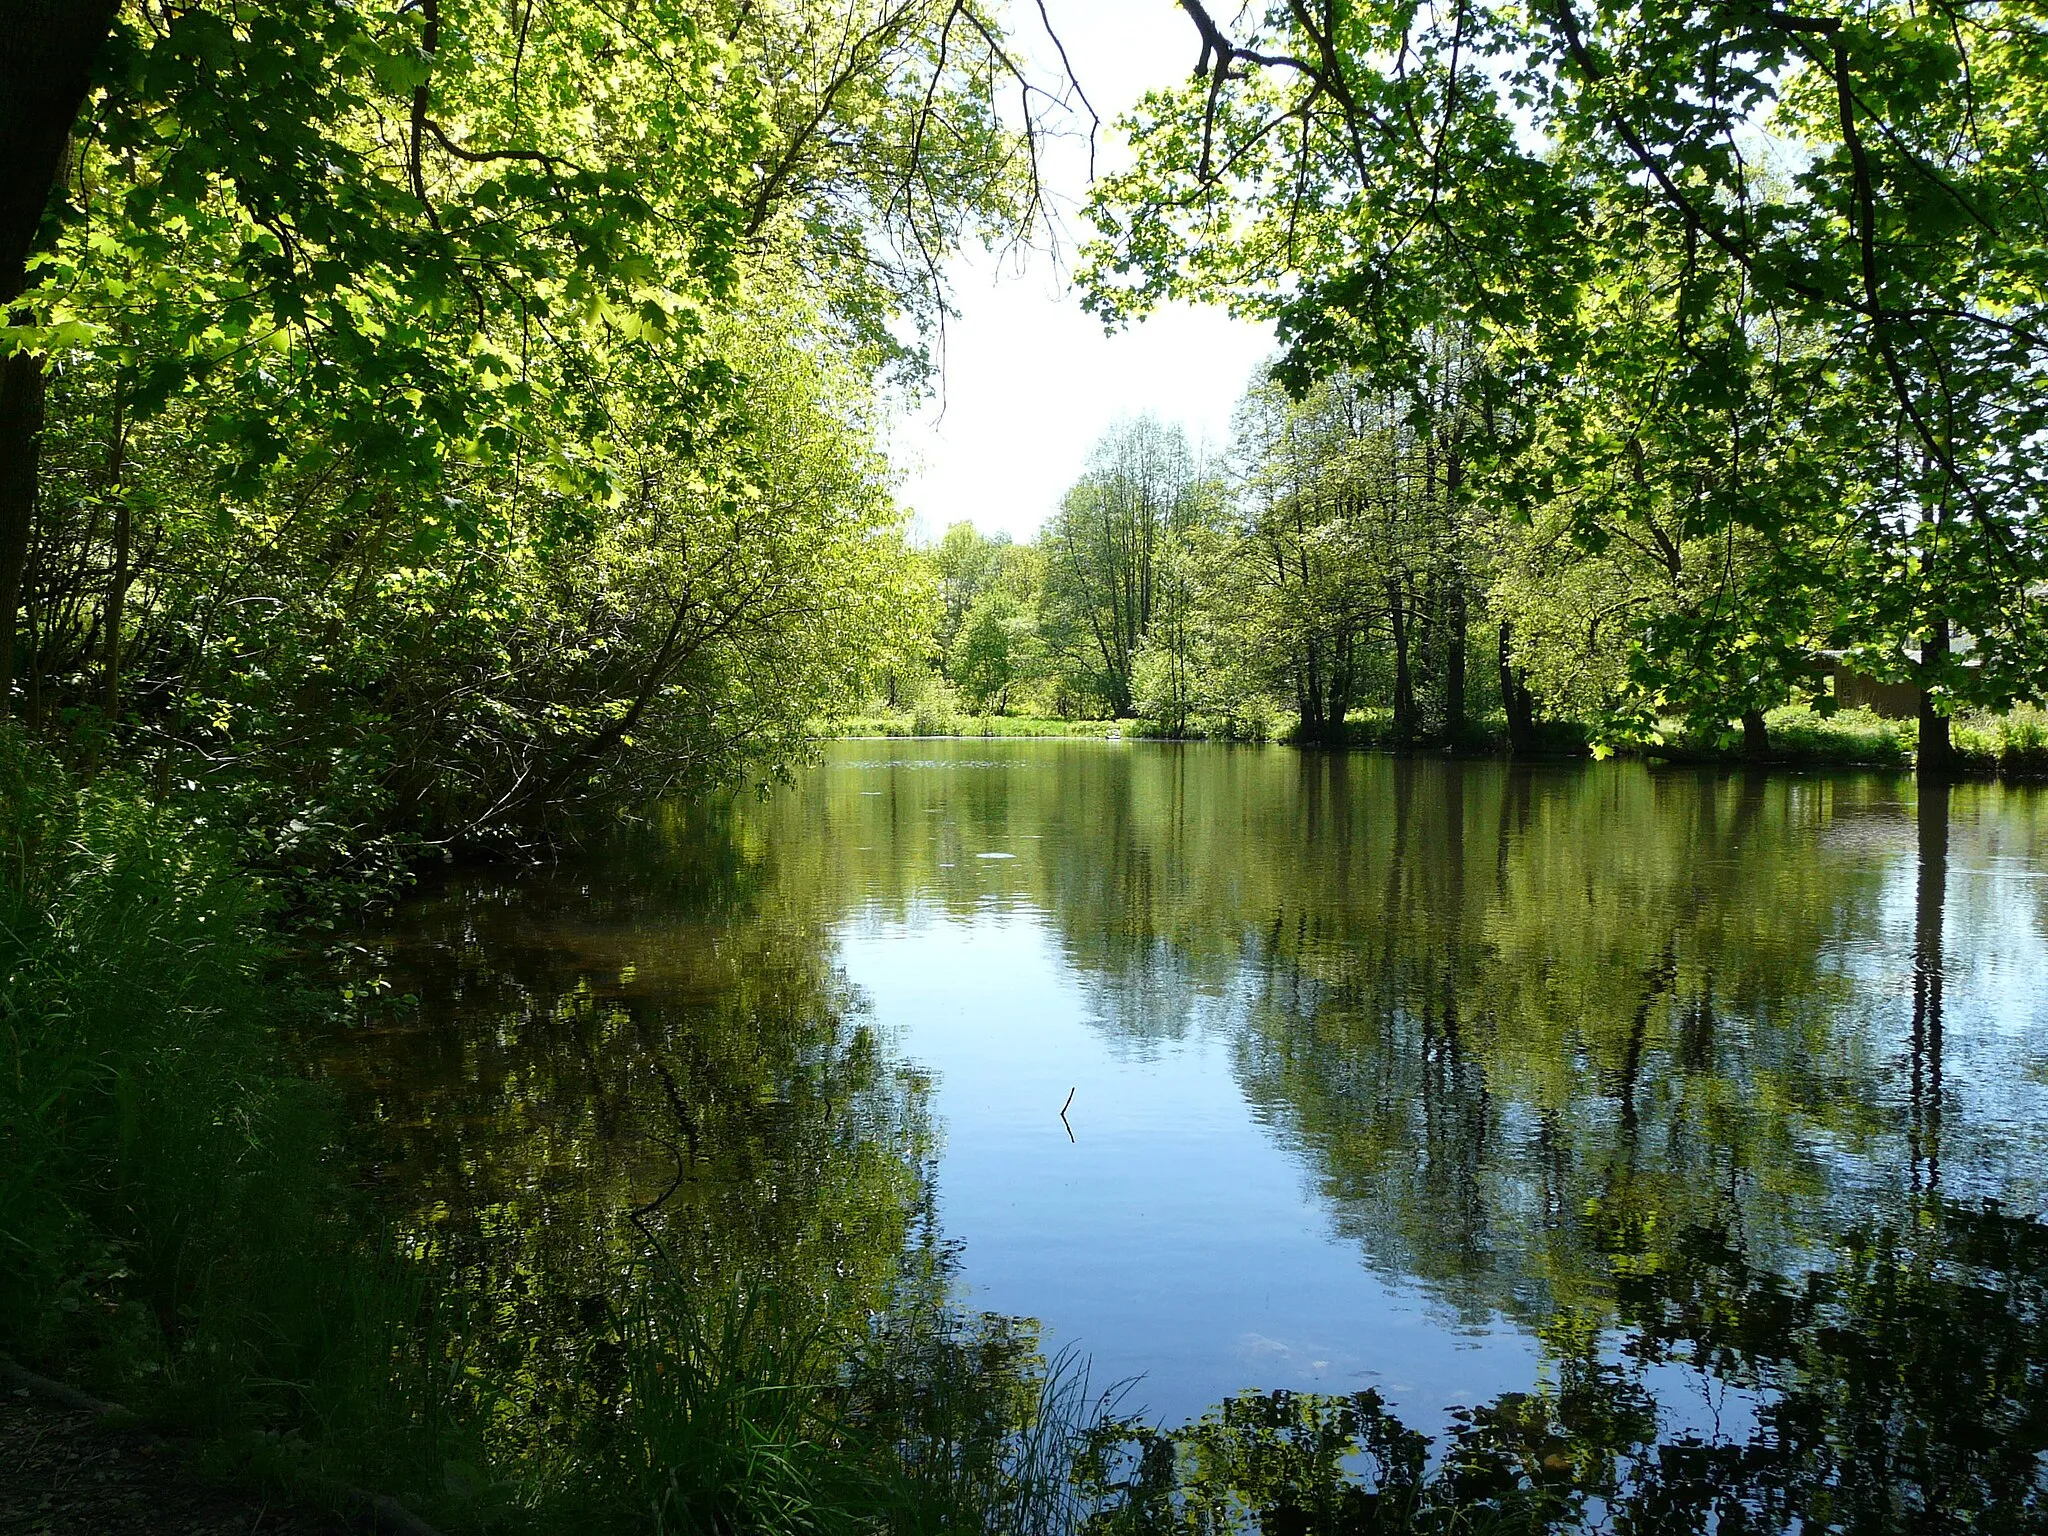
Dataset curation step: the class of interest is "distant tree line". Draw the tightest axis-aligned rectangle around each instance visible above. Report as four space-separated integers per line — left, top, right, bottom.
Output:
910 0 2048 772
909 315 1814 756
914 244 2045 763
911 377 1502 749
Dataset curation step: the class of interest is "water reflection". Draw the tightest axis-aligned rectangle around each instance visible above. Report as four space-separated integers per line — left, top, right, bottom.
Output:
1914 778 1948 1194
335 743 2048 1527
322 833 957 1458
1085 1192 2048 1532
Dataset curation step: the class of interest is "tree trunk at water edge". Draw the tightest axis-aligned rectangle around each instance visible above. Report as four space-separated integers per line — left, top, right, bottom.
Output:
1387 578 1414 747
1740 709 1768 762
1917 617 1953 781
1445 583 1467 748
1498 621 1534 755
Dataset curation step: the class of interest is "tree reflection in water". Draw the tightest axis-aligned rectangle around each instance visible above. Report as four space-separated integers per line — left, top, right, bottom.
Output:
1071 775 2048 1532
1083 1196 2048 1533
321 831 1070 1521
331 748 2048 1531
1912 779 1949 1195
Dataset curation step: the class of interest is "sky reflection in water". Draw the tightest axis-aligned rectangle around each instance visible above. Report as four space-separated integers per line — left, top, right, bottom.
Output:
337 739 2048 1497
800 741 2048 1437
844 911 1548 1429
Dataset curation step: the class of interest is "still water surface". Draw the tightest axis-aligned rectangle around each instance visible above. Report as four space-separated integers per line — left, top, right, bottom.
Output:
332 740 2048 1510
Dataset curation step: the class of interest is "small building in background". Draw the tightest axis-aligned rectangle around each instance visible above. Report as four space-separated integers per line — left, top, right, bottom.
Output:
1824 634 1980 719
1828 660 1922 719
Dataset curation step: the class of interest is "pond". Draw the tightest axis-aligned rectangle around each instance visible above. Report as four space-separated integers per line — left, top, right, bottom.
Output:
328 740 2048 1523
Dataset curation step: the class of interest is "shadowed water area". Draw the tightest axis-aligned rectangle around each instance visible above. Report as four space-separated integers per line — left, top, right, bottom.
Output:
329 741 2048 1527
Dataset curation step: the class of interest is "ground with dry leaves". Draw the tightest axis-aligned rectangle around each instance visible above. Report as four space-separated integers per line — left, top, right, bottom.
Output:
0 1391 350 1536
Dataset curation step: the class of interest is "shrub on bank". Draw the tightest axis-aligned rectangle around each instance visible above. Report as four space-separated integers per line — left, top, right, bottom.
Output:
1955 705 2048 776
1649 705 2048 775
1 726 278 1359
822 707 1127 740
820 699 2048 779
1761 707 1916 767
0 728 483 1504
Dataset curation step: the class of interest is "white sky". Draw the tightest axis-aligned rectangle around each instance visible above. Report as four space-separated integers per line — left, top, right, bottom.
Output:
887 1 1275 544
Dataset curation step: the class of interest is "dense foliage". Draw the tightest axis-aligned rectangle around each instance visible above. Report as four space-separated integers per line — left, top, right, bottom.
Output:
1070 0 2048 772
0 0 1050 869
0 730 1110 1533
0 3 1099 1521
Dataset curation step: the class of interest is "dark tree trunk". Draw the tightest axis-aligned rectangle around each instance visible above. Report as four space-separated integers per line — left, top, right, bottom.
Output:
1498 620 1535 755
1445 581 1467 748
2 2 123 714
1 2 120 303
1917 617 1953 781
1387 577 1415 746
0 345 45 712
1327 624 1356 742
1441 425 1468 749
1298 640 1334 744
100 410 130 720
1740 708 1768 762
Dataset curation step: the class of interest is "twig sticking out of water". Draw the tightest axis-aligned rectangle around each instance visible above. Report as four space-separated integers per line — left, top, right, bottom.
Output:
1060 1086 1076 1143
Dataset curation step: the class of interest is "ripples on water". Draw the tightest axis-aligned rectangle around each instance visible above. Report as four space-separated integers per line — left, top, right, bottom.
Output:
329 742 2048 1528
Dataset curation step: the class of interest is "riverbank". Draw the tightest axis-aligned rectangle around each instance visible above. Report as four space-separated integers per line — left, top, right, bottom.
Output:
831 710 1130 740
1 1389 338 1536
0 1356 420 1536
820 703 2048 777
0 732 482 1528
1641 703 2048 775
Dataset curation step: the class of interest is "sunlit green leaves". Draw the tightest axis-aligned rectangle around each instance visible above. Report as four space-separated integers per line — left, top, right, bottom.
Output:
1084 0 2048 736
16 0 1042 855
